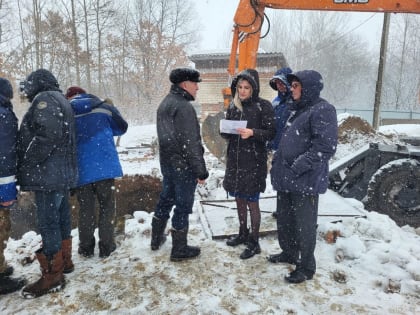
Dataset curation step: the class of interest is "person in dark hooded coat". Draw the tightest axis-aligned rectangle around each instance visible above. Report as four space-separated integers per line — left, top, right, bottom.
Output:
267 67 293 218
0 77 27 295
269 70 338 284
268 67 293 152
221 69 275 260
17 69 78 298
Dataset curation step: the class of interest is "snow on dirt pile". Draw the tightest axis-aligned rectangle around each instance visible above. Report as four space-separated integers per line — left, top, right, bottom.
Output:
332 113 402 162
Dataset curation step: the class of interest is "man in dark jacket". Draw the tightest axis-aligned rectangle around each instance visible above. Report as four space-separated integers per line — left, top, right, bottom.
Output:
269 70 338 283
66 86 128 258
0 77 26 295
151 67 209 262
18 69 78 298
268 67 293 218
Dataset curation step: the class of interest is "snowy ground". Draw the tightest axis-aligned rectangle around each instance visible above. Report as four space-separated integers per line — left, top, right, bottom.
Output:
1 117 419 314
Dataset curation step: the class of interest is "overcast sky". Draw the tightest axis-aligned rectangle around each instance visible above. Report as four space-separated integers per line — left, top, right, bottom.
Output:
193 0 384 53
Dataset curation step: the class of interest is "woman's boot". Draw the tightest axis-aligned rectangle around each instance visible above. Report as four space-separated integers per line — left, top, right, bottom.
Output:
227 197 248 246
240 236 261 259
226 227 249 246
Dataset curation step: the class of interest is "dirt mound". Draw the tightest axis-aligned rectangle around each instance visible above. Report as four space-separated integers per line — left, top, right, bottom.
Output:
10 175 162 239
338 115 376 143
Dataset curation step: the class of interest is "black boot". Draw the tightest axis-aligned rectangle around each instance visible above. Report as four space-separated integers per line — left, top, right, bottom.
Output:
226 228 249 247
99 241 116 258
151 216 168 250
285 268 314 284
267 252 298 264
0 276 26 295
0 266 13 279
240 237 261 259
170 227 200 262
78 237 95 258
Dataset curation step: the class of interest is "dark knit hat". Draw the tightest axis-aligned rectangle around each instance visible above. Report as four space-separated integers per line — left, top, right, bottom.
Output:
0 77 13 99
23 69 60 101
65 86 86 98
269 67 292 91
169 68 202 84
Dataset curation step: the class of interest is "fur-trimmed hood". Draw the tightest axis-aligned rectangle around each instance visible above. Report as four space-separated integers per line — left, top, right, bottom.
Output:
231 69 260 100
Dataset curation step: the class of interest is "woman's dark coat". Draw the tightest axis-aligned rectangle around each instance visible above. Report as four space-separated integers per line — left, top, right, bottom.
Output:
222 69 276 195
270 70 338 195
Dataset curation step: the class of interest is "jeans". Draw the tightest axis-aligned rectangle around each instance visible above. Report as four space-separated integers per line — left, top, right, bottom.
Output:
35 190 72 257
154 164 197 230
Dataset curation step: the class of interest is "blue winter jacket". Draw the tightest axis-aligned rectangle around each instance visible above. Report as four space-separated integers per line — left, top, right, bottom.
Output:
268 93 292 151
70 94 128 186
0 96 18 202
270 70 338 194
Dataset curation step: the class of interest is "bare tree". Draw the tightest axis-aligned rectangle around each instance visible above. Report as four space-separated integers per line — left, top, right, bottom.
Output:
383 14 420 110
0 0 203 124
261 11 376 109
91 0 116 93
32 0 43 68
126 0 196 123
80 0 92 90
67 0 81 85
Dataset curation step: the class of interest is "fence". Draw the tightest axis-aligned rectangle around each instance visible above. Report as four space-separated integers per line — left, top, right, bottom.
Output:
336 108 420 126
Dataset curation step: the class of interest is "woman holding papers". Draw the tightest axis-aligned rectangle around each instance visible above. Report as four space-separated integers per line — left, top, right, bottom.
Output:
221 69 275 259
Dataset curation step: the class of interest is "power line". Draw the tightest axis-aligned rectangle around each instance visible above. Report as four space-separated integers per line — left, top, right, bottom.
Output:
293 13 379 58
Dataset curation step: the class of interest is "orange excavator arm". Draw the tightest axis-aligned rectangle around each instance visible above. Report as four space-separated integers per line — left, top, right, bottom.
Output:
222 0 420 107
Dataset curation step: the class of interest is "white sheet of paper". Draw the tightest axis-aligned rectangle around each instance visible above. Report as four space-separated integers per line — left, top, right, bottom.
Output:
220 119 247 134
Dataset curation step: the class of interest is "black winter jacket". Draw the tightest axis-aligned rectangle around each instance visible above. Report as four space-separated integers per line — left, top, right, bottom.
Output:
157 84 208 180
221 69 276 195
0 97 18 202
17 91 78 191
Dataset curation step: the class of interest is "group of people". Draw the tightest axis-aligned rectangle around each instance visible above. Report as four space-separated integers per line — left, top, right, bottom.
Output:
0 63 337 300
223 67 337 283
152 66 337 284
0 69 127 298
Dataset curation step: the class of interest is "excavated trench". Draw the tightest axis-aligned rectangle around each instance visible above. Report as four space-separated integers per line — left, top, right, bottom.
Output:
10 174 162 239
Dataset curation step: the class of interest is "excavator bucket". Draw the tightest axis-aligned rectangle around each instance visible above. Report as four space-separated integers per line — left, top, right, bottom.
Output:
202 111 227 163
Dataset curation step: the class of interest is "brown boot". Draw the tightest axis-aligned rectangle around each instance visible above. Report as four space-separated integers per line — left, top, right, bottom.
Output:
61 238 74 274
21 249 65 299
